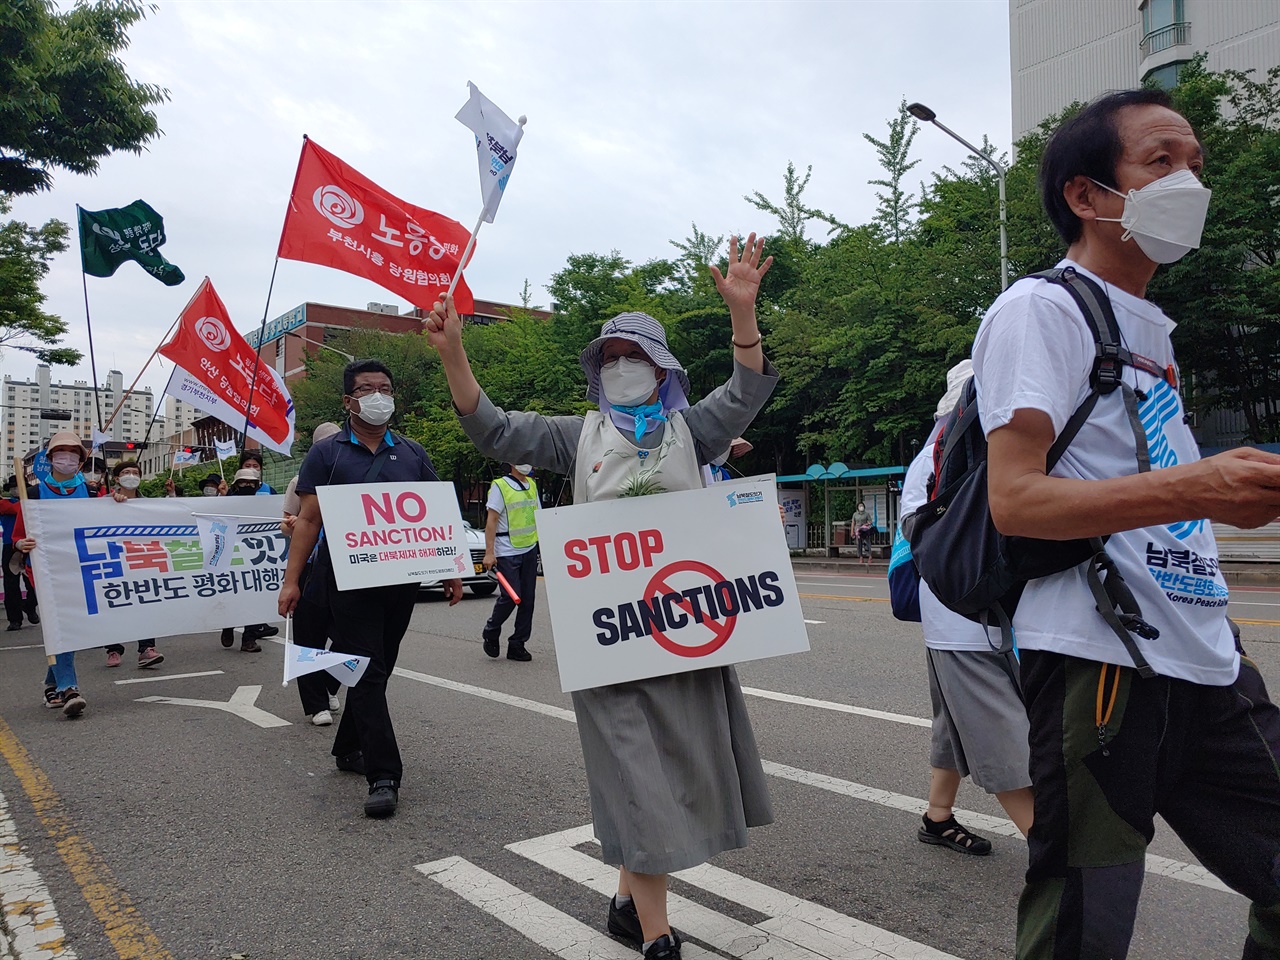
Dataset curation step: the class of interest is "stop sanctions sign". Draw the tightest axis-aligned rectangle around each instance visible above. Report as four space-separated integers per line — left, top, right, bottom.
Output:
538 476 809 692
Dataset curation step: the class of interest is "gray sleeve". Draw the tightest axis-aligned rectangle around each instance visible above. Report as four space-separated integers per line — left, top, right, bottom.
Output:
458 391 585 476
683 359 780 465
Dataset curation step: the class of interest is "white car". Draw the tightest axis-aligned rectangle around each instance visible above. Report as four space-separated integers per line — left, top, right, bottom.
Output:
420 520 497 597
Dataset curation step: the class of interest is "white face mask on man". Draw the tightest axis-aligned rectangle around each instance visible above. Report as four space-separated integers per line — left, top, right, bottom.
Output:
1091 168 1212 264
600 357 659 407
118 474 142 490
354 393 395 426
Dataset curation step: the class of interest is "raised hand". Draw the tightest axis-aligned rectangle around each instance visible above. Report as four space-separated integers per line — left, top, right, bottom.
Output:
424 293 465 355
710 233 773 314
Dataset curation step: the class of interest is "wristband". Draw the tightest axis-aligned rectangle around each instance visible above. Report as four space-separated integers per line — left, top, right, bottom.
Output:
732 336 762 349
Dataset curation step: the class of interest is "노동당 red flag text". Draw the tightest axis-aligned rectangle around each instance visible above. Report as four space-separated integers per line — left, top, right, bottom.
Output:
277 138 475 314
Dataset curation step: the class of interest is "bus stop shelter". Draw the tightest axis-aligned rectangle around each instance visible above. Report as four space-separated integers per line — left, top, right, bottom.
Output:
776 463 907 556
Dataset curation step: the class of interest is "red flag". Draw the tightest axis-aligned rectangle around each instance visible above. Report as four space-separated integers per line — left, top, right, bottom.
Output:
158 278 296 453
278 138 476 314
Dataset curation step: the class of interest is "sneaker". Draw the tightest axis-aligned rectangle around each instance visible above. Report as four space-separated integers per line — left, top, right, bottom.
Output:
220 627 235 648
7 621 22 632
364 779 398 818
507 642 532 662
335 751 366 775
105 650 123 668
59 689 86 718
482 634 500 658
607 896 643 949
43 685 59 708
328 694 341 712
27 609 39 625
240 639 262 653
918 812 992 856
311 709 333 726
246 624 279 639
138 648 164 669
643 934 682 959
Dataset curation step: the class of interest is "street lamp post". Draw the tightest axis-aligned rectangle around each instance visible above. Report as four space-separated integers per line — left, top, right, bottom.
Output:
907 102 1009 291
285 331 356 362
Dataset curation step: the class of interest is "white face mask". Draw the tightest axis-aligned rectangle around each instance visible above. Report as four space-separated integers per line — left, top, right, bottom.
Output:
600 357 659 406
118 475 141 490
1092 169 1211 264
203 486 220 497
513 464 533 476
50 453 82 474
355 393 395 426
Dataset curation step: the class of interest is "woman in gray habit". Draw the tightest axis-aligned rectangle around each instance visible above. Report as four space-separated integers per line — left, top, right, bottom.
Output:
426 234 779 960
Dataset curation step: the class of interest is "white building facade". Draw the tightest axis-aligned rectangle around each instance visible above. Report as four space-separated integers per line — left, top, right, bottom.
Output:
1010 0 1280 140
1 367 152 479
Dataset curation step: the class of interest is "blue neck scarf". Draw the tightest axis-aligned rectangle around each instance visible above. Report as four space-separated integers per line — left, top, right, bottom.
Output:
610 402 667 441
43 473 85 496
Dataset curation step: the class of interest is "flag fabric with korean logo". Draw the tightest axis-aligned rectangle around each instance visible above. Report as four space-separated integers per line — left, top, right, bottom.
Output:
172 449 200 468
277 138 476 314
283 641 370 688
158 278 296 455
78 200 185 286
215 438 237 461
455 82 524 223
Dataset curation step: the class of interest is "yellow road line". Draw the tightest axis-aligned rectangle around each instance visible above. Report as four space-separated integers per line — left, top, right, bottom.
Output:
0 714 174 960
1233 618 1280 627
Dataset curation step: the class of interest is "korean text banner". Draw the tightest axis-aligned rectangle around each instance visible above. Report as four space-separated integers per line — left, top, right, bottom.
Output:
277 138 476 315
25 497 288 656
538 476 810 693
78 200 185 286
158 278 296 454
315 482 469 591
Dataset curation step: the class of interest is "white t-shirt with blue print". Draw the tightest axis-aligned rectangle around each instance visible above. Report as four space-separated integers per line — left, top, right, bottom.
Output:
972 259 1237 685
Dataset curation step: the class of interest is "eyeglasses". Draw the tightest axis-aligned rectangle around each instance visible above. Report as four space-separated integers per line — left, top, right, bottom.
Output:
349 385 394 398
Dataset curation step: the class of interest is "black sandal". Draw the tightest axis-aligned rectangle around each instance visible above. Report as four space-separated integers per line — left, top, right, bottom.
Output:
918 813 992 856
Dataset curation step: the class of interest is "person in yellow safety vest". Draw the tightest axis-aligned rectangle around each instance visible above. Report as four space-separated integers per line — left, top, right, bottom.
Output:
481 464 540 662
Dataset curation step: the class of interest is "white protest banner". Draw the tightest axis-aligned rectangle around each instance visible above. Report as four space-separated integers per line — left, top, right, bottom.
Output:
537 475 809 693
25 496 289 656
315 482 468 590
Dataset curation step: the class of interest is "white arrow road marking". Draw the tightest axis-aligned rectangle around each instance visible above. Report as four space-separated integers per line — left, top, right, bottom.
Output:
507 825 960 960
135 685 290 728
0 786 74 960
803 619 826 625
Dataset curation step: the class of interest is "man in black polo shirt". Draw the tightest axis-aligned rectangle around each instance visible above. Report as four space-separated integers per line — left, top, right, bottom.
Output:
279 358 462 818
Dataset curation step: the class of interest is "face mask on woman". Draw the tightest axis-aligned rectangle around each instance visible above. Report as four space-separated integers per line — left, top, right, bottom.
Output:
49 453 82 475
600 357 659 406
118 474 142 490
203 486 220 497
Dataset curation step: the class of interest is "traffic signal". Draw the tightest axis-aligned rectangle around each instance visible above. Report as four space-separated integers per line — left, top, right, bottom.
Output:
123 441 147 451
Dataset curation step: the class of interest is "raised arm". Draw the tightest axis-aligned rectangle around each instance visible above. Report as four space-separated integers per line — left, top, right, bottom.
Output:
425 293 483 416
710 233 773 376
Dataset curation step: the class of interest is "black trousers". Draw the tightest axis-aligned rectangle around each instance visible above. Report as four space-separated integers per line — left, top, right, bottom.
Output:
326 580 419 785
294 594 340 715
3 543 36 625
1018 648 1280 959
482 547 539 647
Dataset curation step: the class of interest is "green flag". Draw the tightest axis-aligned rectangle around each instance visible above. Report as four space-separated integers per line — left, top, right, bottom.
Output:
78 200 185 286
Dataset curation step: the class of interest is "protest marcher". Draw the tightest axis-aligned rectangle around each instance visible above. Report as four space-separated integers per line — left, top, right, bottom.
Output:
221 467 277 650
13 431 94 717
427 233 778 960
103 461 164 669
199 473 223 499
278 360 463 819
281 422 343 725
239 450 275 495
480 463 539 662
974 89 1280 958
2 475 37 631
900 361 1033 856
83 457 110 498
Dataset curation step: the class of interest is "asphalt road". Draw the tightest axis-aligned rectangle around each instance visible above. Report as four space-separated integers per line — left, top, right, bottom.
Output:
1 572 1277 960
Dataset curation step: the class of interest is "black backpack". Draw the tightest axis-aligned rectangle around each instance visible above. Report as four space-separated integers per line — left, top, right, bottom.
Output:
902 267 1160 678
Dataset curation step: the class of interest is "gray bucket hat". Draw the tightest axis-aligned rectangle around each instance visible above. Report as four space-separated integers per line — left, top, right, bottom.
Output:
579 312 691 403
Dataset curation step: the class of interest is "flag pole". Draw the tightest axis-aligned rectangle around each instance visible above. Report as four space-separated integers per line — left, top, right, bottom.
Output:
240 258 281 450
76 206 106 436
445 214 485 302
102 279 202 431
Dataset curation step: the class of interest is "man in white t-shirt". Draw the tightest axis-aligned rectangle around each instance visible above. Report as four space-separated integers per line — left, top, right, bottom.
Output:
975 89 1280 959
481 464 540 662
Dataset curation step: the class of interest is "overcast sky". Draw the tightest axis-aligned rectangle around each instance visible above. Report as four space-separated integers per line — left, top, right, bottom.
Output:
6 0 1012 411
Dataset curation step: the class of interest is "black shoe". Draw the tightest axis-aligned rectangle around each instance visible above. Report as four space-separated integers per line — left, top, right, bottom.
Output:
7 621 21 632
643 934 681 959
918 812 992 856
335 751 366 775
240 639 262 653
482 634 500 658
607 896 642 949
507 642 532 662
26 609 38 625
364 779 398 818
257 624 279 638
220 627 235 648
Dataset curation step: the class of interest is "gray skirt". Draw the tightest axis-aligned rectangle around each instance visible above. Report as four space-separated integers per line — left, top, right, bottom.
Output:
572 665 774 875
927 647 1032 795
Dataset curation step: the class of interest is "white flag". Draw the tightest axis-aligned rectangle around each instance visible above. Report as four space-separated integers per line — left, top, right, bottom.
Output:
195 515 236 569
455 82 525 223
215 438 237 461
172 449 200 468
283 641 370 688
91 428 112 449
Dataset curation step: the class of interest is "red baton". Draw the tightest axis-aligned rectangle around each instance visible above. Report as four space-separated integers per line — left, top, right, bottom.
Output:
495 570 521 605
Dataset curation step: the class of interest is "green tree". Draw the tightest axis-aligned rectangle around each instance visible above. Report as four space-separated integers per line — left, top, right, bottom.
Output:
0 0 169 195
863 100 921 245
0 197 80 364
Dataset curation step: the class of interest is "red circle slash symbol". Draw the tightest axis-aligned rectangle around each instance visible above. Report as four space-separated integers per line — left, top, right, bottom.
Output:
644 560 737 658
